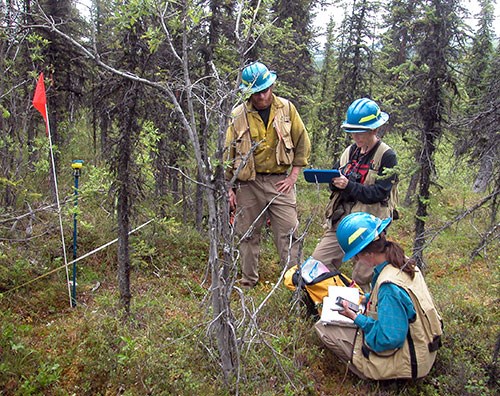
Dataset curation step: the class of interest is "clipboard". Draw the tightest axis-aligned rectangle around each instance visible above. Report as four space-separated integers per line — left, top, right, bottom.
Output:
320 286 360 324
303 169 341 183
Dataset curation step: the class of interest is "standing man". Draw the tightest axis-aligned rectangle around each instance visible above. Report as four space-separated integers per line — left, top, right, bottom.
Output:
225 61 311 289
311 98 398 292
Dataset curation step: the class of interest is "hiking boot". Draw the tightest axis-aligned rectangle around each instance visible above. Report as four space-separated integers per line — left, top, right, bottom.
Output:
236 279 257 290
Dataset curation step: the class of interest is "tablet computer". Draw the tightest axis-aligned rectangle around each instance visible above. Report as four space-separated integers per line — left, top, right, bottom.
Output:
303 169 341 183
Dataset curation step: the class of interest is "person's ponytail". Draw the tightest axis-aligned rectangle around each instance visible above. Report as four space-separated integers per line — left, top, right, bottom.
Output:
363 234 416 278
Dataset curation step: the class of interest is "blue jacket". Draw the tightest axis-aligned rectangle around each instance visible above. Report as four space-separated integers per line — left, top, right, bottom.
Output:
354 261 416 353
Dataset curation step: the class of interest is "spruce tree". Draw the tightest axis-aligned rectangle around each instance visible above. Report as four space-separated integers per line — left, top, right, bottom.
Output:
408 0 465 266
464 0 496 100
326 0 380 153
268 0 320 105
456 43 500 233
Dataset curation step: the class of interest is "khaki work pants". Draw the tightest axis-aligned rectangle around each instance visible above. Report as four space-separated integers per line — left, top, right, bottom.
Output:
314 320 367 379
234 174 300 286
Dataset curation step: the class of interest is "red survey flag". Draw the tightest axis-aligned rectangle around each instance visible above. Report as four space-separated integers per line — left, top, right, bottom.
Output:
32 73 48 135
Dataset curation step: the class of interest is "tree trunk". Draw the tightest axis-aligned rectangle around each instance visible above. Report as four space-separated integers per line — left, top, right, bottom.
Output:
404 151 420 207
117 117 132 313
115 76 139 313
207 189 237 382
413 102 440 268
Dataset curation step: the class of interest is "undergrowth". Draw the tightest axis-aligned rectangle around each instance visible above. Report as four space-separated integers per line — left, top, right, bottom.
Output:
0 165 499 395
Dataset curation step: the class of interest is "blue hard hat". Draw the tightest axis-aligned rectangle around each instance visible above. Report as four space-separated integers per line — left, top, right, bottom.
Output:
239 62 277 94
341 98 389 133
337 212 392 262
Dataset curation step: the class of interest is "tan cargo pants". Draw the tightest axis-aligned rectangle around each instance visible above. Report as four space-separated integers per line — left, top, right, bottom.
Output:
234 174 300 286
314 320 367 379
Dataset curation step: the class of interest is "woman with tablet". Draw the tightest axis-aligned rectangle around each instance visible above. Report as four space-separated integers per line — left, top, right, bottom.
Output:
310 98 398 292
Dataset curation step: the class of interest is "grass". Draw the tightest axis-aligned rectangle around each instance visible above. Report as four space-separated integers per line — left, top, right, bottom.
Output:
0 170 499 395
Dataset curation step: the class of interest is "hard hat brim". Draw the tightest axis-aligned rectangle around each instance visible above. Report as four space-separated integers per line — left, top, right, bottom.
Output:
341 112 389 132
341 216 392 262
239 71 277 94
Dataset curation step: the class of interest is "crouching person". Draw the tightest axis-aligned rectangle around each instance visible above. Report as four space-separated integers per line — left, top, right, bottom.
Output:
315 212 443 380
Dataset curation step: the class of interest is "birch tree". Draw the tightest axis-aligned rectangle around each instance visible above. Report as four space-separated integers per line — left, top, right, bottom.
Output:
28 0 284 387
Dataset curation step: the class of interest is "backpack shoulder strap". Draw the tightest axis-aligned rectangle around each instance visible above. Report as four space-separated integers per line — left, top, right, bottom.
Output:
340 144 354 166
371 141 391 171
372 141 400 218
231 103 249 138
274 96 291 120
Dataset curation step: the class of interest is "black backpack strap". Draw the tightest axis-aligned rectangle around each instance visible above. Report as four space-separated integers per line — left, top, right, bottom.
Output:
293 268 306 290
407 330 418 380
337 272 354 287
306 270 336 285
306 269 348 286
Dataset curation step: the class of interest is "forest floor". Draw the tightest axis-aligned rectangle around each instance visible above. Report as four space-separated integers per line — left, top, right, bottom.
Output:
1 177 499 395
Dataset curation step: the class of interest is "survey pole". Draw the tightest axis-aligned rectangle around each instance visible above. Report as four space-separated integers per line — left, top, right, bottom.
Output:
71 160 83 307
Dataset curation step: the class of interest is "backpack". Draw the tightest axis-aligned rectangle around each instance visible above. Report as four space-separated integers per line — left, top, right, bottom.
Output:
284 264 364 318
